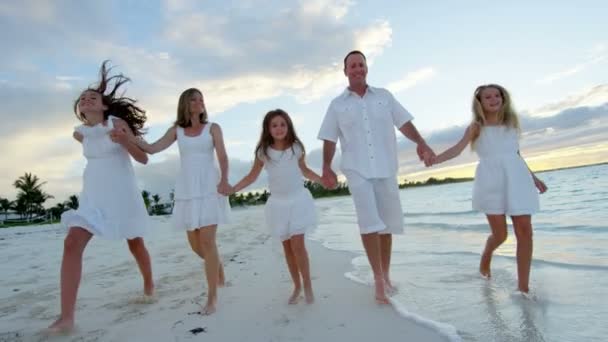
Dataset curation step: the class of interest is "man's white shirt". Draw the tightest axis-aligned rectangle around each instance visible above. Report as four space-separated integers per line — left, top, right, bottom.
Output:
318 86 413 179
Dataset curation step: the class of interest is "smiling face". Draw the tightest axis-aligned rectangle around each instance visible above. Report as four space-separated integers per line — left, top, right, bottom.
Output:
343 52 368 88
188 91 206 118
78 90 107 115
478 86 503 115
269 114 288 142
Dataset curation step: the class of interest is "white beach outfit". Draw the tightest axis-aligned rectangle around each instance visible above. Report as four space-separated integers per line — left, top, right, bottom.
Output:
172 123 230 231
260 145 317 241
473 126 539 215
61 116 149 240
318 86 412 234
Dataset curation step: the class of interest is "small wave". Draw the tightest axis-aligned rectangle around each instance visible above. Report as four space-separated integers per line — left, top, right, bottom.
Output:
408 222 608 234
344 272 462 342
405 210 477 217
424 251 608 271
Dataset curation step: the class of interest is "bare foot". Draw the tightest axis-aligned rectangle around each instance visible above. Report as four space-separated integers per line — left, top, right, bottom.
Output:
479 253 492 278
201 299 217 315
383 278 398 296
374 279 390 305
304 287 315 304
288 287 301 305
45 318 74 336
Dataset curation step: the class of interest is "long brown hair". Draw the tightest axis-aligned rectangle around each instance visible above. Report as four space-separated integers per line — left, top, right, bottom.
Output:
470 84 520 146
175 88 208 128
254 109 305 161
73 60 147 136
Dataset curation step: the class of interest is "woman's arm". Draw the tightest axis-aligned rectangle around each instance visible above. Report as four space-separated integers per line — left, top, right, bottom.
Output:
210 123 231 195
433 123 478 165
113 119 176 154
232 157 264 194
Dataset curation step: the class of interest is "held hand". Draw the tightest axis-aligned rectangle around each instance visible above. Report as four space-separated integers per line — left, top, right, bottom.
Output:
533 177 548 194
109 128 129 145
321 167 338 189
217 181 232 196
417 143 436 167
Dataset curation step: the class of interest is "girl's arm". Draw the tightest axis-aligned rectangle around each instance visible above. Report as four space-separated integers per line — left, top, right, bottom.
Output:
433 123 478 165
109 119 149 164
210 123 231 195
73 131 83 143
232 157 264 194
518 151 548 193
298 155 323 184
114 119 176 154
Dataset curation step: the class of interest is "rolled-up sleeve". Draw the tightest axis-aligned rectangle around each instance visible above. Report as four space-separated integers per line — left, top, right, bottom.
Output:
389 92 414 128
317 101 339 143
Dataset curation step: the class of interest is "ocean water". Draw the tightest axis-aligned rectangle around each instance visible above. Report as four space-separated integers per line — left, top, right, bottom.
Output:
310 164 608 342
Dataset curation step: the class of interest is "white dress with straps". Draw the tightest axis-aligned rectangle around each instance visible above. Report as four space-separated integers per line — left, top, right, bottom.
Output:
473 125 539 216
172 123 230 231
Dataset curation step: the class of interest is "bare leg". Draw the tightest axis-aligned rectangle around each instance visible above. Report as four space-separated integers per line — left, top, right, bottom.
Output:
361 232 389 304
511 215 533 293
289 234 314 304
198 225 220 315
187 230 225 287
379 234 396 294
480 215 508 278
47 227 93 334
282 239 302 304
127 238 154 296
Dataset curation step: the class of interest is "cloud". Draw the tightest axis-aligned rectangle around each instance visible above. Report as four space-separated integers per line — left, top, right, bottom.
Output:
526 84 608 117
386 67 438 94
536 44 607 85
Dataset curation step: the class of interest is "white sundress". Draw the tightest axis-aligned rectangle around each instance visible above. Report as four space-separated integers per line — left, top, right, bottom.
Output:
172 123 230 231
261 144 317 241
61 116 150 240
472 125 539 216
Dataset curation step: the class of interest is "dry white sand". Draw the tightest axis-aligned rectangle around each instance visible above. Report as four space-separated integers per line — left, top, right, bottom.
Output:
0 205 447 342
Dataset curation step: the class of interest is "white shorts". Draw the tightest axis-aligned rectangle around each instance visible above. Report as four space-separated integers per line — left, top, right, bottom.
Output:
344 171 404 235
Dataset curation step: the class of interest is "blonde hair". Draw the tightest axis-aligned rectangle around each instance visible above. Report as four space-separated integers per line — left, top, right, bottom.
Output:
175 88 208 128
470 84 520 147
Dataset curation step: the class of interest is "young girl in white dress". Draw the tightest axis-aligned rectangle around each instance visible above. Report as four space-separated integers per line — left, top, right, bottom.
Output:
432 84 548 294
231 109 323 304
48 61 154 334
119 88 230 315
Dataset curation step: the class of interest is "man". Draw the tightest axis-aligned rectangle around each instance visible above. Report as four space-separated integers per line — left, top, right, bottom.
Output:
318 50 434 303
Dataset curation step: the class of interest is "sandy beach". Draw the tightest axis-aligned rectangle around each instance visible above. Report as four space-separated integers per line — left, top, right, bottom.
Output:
0 204 447 342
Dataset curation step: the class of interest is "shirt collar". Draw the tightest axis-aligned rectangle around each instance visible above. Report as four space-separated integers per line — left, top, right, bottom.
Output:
341 85 376 98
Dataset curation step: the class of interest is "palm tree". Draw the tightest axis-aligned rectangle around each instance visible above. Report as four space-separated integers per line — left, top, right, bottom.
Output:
13 173 52 220
152 194 161 215
0 197 12 220
65 195 79 210
141 190 151 213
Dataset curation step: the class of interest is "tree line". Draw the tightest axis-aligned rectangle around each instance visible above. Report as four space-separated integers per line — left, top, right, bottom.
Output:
1 172 472 227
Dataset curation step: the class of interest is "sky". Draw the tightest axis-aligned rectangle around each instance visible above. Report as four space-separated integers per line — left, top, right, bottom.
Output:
0 0 607 205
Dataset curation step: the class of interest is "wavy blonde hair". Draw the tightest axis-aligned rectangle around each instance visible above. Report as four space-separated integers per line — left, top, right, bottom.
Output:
470 84 520 146
175 88 208 128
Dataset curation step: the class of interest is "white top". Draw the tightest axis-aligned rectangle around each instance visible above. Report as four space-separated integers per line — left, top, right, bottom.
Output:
62 115 149 240
258 144 305 199
317 86 413 178
174 123 219 200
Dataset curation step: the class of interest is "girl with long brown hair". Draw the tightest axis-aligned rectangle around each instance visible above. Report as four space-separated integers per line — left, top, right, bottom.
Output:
48 61 154 334
231 109 323 304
